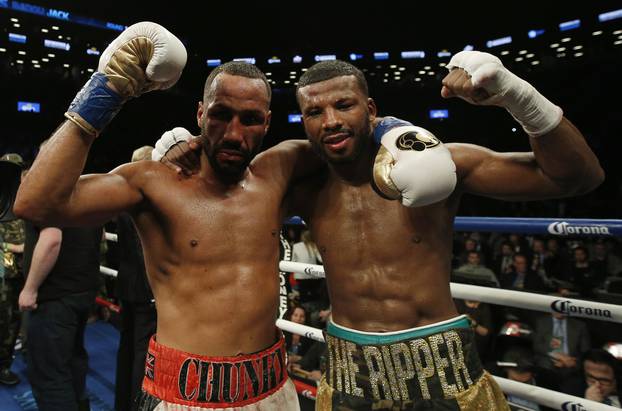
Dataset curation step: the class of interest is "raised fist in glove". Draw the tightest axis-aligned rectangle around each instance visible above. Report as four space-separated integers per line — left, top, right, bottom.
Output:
442 50 562 137
65 22 187 137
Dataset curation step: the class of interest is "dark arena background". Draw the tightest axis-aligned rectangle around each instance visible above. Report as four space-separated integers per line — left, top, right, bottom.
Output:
1 1 622 410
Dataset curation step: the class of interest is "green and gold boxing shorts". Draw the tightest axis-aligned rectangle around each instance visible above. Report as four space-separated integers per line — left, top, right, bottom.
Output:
317 315 509 410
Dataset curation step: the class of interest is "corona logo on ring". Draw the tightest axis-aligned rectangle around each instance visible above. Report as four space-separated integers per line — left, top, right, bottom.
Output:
561 401 587 411
303 266 323 277
551 299 612 319
547 221 611 236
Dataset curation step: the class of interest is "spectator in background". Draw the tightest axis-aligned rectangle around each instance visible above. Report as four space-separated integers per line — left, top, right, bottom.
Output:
289 340 326 382
19 222 102 411
458 237 478 264
494 241 515 277
114 146 157 411
501 253 548 294
532 304 590 379
283 305 314 366
497 346 559 411
455 299 493 362
544 238 572 284
570 246 606 297
509 233 529 255
454 250 499 287
291 230 329 328
0 153 26 386
562 349 621 407
592 239 622 279
530 238 547 276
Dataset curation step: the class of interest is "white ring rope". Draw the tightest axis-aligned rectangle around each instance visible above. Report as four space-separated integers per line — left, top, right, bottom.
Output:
104 232 118 242
496 377 619 411
275 318 619 411
280 261 622 324
276 319 325 343
99 265 118 277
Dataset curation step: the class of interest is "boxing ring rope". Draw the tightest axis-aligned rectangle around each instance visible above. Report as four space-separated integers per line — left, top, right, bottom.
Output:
451 217 622 236
284 216 622 236
280 261 622 323
99 265 118 277
497 378 619 411
104 232 118 242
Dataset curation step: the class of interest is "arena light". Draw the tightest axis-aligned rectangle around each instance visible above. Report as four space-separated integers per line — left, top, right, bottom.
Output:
559 19 580 31
528 29 545 38
288 114 302 123
292 55 303 63
599 9 622 22
8 33 26 43
400 50 425 59
373 52 389 60
44 39 70 51
437 51 452 58
486 36 512 48
267 56 281 64
86 48 100 56
233 57 255 64
314 54 336 62
206 59 221 67
463 45 474 51
17 101 40 113
429 109 449 119
349 53 363 61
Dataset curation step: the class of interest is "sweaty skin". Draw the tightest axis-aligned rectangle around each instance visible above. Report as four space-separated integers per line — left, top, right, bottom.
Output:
291 74 603 332
15 73 316 356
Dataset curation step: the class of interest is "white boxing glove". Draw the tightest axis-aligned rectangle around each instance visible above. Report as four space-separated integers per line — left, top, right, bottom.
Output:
65 22 187 137
446 51 563 137
373 117 457 207
98 21 187 98
152 127 193 161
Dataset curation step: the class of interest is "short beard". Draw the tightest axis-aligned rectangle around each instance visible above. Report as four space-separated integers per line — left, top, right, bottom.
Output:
202 138 251 183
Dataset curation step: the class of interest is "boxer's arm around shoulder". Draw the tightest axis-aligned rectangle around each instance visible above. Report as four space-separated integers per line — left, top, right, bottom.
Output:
253 139 323 185
15 122 144 226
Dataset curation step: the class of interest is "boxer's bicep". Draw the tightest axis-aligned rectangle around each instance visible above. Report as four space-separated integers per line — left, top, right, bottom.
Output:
451 143 566 201
53 164 144 226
